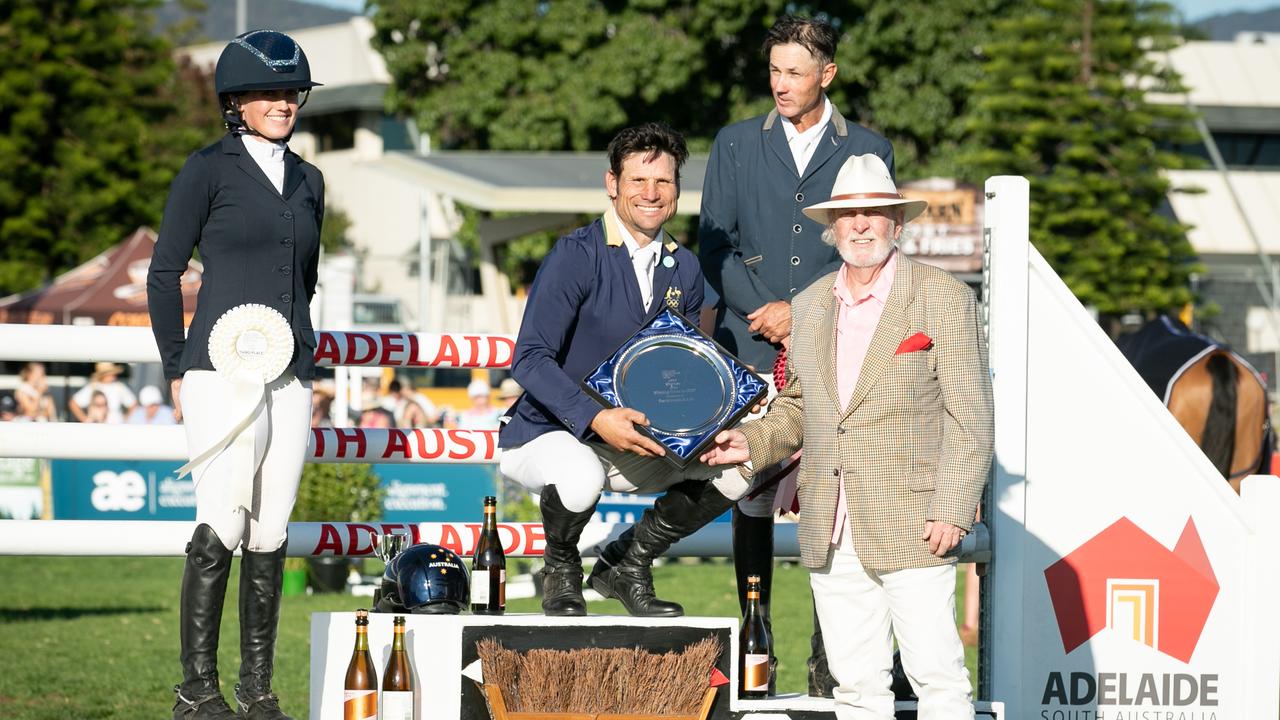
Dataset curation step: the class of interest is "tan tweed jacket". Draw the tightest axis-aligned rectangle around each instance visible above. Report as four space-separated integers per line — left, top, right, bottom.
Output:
740 254 993 572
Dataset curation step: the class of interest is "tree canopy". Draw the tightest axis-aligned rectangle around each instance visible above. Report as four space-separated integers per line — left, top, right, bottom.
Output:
369 0 786 153
961 0 1201 316
833 0 1028 178
368 0 1013 176
0 0 218 296
368 0 1027 282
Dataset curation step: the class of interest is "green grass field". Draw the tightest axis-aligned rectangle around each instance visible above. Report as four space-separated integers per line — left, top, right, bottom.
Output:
0 556 976 719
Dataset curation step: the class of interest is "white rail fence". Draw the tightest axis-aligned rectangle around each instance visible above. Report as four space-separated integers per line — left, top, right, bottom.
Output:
0 323 990 562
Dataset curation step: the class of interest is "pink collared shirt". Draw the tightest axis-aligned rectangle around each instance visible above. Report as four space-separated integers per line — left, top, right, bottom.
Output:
830 249 898 544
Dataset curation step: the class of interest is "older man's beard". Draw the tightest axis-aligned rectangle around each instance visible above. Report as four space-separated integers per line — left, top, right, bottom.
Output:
825 224 896 268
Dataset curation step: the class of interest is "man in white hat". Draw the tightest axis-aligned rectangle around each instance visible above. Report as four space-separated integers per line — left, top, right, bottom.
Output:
699 15 896 694
68 362 136 424
702 153 993 720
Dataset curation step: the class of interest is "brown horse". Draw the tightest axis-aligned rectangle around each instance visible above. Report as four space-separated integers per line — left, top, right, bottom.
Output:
1117 316 1273 492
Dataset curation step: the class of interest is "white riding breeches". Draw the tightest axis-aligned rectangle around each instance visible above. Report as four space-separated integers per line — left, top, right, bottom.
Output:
181 369 312 552
500 430 751 513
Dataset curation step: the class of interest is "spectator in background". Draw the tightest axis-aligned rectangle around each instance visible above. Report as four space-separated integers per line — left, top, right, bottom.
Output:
127 385 177 425
84 391 111 424
311 388 334 427
0 395 17 422
69 362 136 424
452 379 503 431
358 407 395 429
15 362 57 421
384 377 441 427
497 378 523 412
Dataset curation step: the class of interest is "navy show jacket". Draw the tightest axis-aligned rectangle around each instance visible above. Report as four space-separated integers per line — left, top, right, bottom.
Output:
699 105 894 371
147 134 325 381
499 216 705 448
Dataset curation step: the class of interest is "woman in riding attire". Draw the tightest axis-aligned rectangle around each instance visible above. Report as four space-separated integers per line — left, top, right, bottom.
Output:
147 30 324 720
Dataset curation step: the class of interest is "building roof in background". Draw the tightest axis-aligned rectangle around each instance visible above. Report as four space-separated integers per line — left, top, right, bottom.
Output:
177 17 390 112
1151 39 1280 116
378 151 710 215
1173 40 1280 108
1166 169 1280 254
154 0 356 42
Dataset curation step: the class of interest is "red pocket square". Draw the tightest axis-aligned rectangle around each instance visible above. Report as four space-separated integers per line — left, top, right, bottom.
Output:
895 332 933 354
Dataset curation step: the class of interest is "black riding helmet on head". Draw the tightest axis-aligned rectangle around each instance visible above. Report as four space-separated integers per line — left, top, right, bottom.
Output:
214 29 322 134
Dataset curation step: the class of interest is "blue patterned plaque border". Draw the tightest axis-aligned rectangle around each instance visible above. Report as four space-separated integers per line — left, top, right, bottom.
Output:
583 309 767 465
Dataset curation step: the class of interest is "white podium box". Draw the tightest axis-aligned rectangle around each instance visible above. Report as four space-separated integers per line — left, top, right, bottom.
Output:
309 612 736 720
733 696 1004 719
309 612 1002 719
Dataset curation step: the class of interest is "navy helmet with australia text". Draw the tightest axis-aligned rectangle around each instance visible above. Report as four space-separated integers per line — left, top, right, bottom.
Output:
375 543 470 615
214 29 322 133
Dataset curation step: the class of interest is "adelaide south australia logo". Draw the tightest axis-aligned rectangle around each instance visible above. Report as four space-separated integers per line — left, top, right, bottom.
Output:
1041 517 1221 719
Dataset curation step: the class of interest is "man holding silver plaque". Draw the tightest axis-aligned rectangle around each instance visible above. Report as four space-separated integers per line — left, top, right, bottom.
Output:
498 123 751 618
701 154 993 720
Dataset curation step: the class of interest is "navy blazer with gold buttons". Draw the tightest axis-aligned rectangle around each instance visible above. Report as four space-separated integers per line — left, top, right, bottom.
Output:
499 215 705 448
147 133 324 381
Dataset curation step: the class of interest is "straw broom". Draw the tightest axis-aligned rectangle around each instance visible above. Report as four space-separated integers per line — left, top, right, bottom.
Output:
476 636 722 715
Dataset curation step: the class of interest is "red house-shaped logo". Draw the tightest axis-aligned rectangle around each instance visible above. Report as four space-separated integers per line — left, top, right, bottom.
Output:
1043 517 1218 663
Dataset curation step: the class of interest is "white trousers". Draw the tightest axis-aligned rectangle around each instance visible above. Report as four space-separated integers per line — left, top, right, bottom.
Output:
500 430 751 513
181 370 312 552
810 532 973 720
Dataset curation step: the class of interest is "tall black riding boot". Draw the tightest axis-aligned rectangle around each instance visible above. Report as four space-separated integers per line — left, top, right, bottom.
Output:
539 485 597 616
733 507 777 694
235 539 293 720
173 524 238 720
588 480 734 617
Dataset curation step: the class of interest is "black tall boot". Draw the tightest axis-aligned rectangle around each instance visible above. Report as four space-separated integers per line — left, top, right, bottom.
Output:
539 486 597 616
235 539 293 720
173 524 238 720
733 508 777 694
588 480 734 617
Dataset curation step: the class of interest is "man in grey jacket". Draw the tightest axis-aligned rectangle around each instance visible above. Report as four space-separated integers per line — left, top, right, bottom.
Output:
698 14 895 695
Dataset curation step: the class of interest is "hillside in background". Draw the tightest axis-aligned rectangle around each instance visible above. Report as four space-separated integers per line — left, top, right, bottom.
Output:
1196 6 1280 39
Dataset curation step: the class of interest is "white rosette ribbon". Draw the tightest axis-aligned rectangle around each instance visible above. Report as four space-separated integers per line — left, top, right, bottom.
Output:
177 305 294 509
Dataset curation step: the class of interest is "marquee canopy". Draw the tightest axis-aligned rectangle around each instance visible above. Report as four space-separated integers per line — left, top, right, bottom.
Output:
0 227 201 326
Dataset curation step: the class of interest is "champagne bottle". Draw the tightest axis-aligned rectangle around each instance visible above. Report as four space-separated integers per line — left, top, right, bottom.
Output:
470 495 506 615
739 575 772 700
343 609 378 720
381 615 416 720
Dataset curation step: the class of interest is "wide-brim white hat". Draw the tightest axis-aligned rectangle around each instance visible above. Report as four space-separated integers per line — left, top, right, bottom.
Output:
802 154 928 225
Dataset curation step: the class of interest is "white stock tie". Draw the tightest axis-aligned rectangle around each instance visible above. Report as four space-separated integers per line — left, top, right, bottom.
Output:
634 249 657 311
